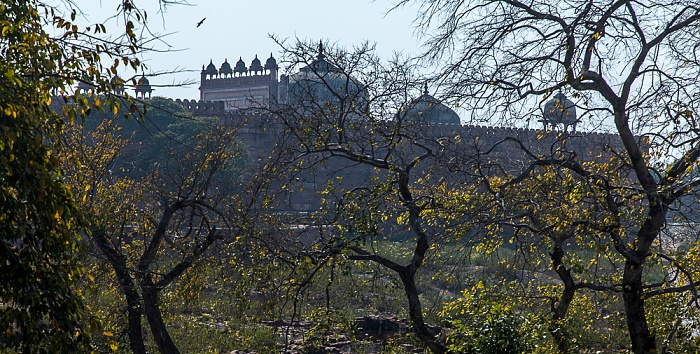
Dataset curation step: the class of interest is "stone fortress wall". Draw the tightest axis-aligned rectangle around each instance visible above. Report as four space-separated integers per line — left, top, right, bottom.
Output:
140 46 627 212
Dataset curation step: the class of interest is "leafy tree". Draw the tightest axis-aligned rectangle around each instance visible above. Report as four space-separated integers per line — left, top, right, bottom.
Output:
402 0 700 352
269 40 484 354
63 101 281 353
63 118 144 352
477 148 636 352
0 0 156 351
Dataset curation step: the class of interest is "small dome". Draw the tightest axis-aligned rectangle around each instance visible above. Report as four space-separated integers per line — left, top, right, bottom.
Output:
234 57 247 74
204 60 218 76
137 75 150 86
543 92 577 126
264 53 277 70
135 74 153 98
110 76 124 93
219 59 232 75
76 73 93 92
403 84 460 125
249 55 263 73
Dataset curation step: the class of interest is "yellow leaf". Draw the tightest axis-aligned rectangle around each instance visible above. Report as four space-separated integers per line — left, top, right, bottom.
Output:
104 331 114 337
109 342 118 351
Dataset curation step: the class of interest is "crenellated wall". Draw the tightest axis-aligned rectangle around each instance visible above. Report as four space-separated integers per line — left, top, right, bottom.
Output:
167 96 629 213
173 98 226 115
200 73 277 88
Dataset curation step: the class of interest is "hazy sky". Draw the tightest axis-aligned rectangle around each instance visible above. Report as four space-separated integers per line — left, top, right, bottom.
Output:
76 0 424 99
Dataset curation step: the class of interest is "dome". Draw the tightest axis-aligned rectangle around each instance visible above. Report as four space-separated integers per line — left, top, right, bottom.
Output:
288 41 365 108
204 60 218 76
110 76 124 94
219 59 232 76
75 74 93 92
76 81 92 92
264 53 277 70
110 75 123 85
249 55 263 73
135 75 153 98
403 84 460 125
234 57 247 75
137 75 150 86
543 92 577 126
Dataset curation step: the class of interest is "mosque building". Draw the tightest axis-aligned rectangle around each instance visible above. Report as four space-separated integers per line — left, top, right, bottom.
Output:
115 44 623 212
198 54 287 110
187 43 464 127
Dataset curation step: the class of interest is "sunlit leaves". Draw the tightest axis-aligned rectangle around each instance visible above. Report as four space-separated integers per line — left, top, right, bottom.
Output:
440 283 535 353
0 1 92 351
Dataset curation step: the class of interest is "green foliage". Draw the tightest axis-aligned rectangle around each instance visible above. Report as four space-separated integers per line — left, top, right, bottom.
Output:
166 321 279 354
1 1 87 351
440 283 533 354
80 97 230 179
63 95 256 352
1 0 164 351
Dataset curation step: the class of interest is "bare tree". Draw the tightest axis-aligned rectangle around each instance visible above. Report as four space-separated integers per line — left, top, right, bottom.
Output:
0 0 188 351
401 0 700 352
63 101 276 353
267 39 488 353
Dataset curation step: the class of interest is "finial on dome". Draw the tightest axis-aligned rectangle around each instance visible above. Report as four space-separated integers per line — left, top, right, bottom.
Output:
317 40 325 60
249 55 263 73
423 82 429 95
234 56 248 74
265 53 278 70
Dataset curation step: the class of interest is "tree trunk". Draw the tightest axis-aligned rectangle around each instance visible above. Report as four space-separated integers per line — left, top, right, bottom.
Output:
622 261 655 354
141 280 181 354
91 232 147 354
621 204 665 353
116 267 146 354
398 269 447 354
549 237 575 353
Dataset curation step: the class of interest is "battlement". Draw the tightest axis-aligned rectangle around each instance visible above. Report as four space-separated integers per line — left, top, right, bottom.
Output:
173 98 226 115
171 97 618 141
200 73 278 89
423 122 617 140
460 124 616 137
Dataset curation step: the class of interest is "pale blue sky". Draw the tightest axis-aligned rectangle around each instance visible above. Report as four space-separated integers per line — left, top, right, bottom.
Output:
76 0 424 99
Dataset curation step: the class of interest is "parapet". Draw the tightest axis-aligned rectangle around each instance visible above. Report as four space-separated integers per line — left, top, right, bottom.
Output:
174 98 226 115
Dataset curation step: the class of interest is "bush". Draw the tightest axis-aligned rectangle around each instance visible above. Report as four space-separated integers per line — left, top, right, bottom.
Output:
439 283 531 354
